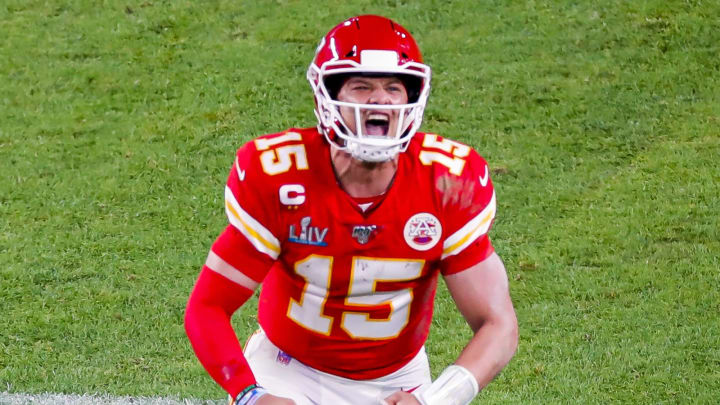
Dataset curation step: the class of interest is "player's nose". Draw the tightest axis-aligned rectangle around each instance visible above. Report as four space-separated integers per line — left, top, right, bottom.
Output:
367 87 393 105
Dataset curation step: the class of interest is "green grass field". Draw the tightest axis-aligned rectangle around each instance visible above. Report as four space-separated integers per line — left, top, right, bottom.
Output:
1 0 718 403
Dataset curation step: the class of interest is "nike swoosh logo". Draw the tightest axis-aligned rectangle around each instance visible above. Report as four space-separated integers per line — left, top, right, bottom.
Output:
478 165 489 187
235 159 246 181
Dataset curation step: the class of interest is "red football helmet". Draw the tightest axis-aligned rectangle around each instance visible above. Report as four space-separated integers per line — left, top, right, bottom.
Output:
307 15 432 162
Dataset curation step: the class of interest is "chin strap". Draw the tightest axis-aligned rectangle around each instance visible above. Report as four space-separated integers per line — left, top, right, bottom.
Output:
413 365 479 405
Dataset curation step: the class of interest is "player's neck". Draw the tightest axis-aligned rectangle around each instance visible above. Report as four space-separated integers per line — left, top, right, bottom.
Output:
330 148 398 199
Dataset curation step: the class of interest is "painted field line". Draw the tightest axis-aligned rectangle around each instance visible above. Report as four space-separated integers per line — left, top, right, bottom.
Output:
0 392 224 405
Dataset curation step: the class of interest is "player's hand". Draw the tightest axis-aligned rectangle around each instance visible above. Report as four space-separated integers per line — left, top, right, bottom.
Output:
382 391 422 405
256 394 296 405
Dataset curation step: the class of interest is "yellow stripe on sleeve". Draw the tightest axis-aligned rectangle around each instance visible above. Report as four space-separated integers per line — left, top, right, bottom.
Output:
442 208 495 256
225 199 281 257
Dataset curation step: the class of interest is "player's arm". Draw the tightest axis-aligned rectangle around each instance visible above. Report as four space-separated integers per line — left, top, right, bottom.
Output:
388 147 516 405
437 149 517 391
184 250 258 398
385 253 517 405
184 226 296 405
444 252 518 391
185 140 294 404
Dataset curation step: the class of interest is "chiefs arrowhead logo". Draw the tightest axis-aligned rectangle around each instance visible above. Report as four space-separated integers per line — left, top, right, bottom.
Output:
404 213 442 251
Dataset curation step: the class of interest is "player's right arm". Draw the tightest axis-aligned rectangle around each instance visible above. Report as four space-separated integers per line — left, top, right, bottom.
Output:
184 136 298 404
184 229 294 404
184 231 258 397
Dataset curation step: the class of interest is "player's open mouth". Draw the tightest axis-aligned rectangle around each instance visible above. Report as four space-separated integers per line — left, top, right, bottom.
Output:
364 113 390 136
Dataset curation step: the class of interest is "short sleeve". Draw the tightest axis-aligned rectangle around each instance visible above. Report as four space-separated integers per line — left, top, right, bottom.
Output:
211 141 284 282
223 142 283 261
438 148 497 275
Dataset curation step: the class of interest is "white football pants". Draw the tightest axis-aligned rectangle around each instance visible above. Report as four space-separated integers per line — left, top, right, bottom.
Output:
244 329 432 405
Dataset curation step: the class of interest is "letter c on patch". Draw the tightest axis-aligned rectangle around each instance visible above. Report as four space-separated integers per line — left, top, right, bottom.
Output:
279 184 306 205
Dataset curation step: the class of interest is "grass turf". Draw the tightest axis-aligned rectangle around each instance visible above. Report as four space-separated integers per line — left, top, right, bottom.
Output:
1 0 718 403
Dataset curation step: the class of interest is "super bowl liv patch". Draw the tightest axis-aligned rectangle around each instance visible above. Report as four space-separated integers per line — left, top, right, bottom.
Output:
288 216 328 246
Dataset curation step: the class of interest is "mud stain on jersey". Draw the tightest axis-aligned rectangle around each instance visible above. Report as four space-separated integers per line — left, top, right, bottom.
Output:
435 175 478 210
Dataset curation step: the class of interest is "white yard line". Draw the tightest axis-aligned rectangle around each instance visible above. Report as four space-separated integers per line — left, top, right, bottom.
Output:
0 392 224 405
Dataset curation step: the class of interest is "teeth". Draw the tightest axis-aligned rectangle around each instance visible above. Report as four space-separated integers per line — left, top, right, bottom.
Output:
367 113 389 122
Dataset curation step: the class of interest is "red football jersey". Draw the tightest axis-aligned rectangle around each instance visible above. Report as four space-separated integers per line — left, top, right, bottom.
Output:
216 127 496 380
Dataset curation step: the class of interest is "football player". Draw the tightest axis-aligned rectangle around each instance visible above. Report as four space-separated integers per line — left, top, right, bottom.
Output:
185 15 518 405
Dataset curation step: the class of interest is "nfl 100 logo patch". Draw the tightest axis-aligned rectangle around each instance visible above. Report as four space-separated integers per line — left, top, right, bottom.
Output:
351 225 378 244
403 213 442 251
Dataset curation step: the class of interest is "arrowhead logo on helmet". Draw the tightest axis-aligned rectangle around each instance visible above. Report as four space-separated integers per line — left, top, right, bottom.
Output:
307 15 432 162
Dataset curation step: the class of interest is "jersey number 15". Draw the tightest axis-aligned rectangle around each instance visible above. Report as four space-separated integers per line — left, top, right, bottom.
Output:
288 255 424 340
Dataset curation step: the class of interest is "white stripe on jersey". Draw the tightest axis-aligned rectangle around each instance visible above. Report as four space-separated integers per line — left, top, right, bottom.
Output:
442 191 496 259
205 250 260 289
224 186 281 259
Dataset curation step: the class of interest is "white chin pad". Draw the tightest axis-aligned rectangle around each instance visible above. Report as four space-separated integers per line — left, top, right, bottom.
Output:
347 141 399 162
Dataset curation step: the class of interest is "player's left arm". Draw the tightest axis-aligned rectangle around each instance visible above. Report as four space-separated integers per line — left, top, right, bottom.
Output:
444 252 518 390
389 143 517 405
386 254 517 405
429 147 518 402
